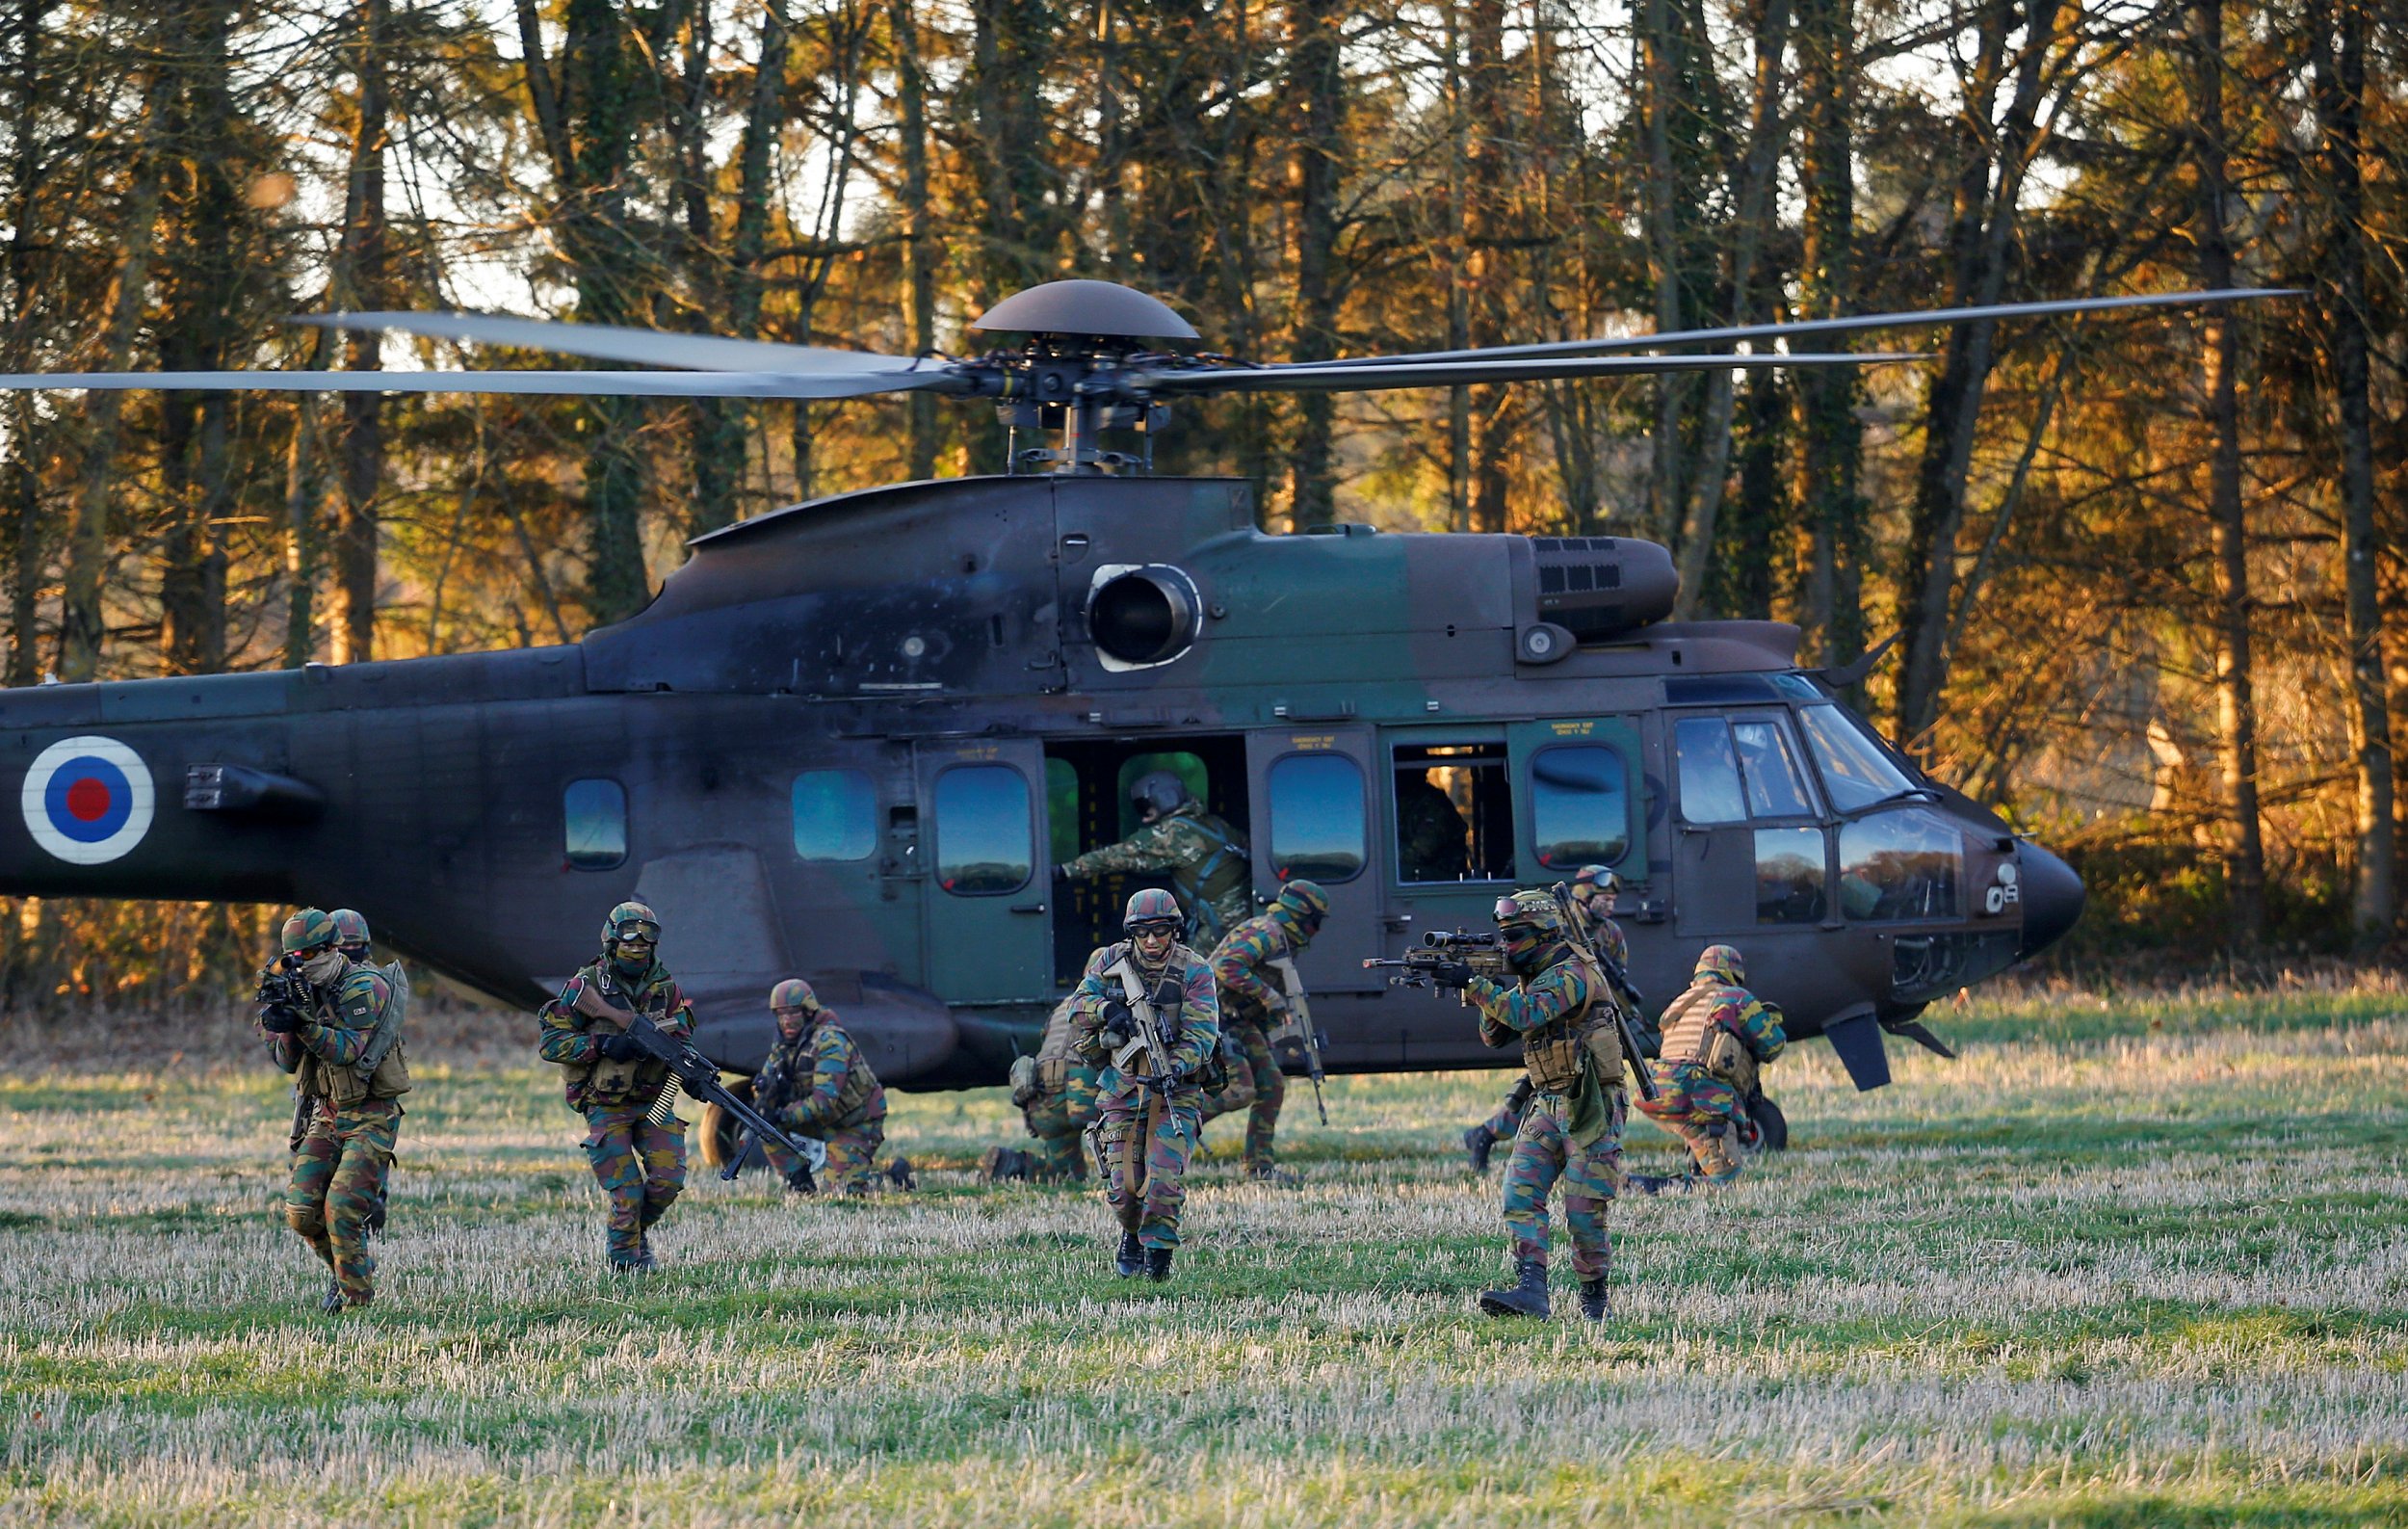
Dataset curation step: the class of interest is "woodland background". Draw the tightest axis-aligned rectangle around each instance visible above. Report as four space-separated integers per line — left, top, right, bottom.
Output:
0 0 2403 1010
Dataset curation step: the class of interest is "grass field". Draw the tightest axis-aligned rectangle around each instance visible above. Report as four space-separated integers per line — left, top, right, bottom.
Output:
2 985 2404 1527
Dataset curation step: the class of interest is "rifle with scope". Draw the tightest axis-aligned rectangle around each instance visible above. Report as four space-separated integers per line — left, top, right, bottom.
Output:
1361 930 1514 992
254 955 320 1149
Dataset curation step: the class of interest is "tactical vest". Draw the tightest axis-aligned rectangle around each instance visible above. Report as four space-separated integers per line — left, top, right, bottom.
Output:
299 964 409 1109
1102 942 1194 1081
1517 950 1616 1094
1033 1000 1079 1094
1659 980 1759 1095
1179 809 1248 912
558 963 681 1102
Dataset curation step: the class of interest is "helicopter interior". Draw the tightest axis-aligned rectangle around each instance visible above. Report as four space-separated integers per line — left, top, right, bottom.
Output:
1042 734 1251 982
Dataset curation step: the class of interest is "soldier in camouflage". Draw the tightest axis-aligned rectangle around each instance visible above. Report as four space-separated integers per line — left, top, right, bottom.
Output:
257 908 408 1312
1069 887 1219 1281
1462 866 1636 1173
1055 771 1251 948
753 977 893 1195
325 909 392 1234
1633 944 1785 1191
1429 889 1625 1322
985 999 1104 1183
537 901 694 1271
1205 878 1328 1179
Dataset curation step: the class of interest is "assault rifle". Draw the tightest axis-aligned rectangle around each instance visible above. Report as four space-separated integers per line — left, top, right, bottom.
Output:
1547 882 1661 1104
571 981 813 1181
1266 957 1329 1125
1361 930 1513 992
254 956 318 1150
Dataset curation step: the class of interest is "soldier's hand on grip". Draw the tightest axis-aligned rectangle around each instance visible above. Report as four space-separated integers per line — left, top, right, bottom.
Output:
258 1005 304 1035
596 1030 644 1062
1428 960 1477 989
1100 1000 1138 1041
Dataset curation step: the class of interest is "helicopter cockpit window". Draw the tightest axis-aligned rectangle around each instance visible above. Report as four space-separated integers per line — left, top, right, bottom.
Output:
1838 807 1962 922
1394 742 1514 882
1530 745 1630 869
1268 753 1366 883
1755 827 1827 924
1676 716 1817 825
792 770 876 861
933 764 1033 895
563 778 628 871
1796 704 1919 812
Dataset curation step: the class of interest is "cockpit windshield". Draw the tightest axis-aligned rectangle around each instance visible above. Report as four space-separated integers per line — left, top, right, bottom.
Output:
1795 704 1919 813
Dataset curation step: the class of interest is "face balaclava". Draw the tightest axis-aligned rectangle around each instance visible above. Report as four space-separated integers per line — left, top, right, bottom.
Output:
301 948 349 987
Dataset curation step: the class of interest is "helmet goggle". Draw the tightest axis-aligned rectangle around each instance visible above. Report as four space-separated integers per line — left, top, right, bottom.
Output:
610 918 660 946
1128 918 1181 937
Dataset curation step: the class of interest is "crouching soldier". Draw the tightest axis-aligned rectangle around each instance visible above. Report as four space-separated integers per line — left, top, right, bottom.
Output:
986 999 1103 1183
1632 944 1785 1192
1431 890 1626 1322
754 978 894 1194
537 901 693 1271
1070 888 1218 1281
1206 878 1328 1181
257 908 408 1312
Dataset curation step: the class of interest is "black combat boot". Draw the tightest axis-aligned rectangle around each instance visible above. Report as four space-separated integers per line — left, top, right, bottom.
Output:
784 1164 817 1196
981 1146 1027 1182
1625 1172 1692 1196
320 1277 347 1315
1462 1123 1497 1174
1113 1230 1145 1279
634 1235 658 1273
1477 1256 1551 1318
1578 1277 1610 1322
886 1156 916 1191
607 1249 644 1273
1144 1245 1174 1282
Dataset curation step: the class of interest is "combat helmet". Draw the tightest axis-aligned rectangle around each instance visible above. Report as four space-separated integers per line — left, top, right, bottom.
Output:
1127 770 1192 820
1572 865 1620 897
1694 944 1745 985
329 908 371 955
280 908 338 956
600 901 661 947
1123 886 1184 932
1492 888 1566 936
1271 879 1329 930
768 977 820 1014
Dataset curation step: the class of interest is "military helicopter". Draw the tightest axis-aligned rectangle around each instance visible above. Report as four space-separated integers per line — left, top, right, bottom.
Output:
0 278 2278 1134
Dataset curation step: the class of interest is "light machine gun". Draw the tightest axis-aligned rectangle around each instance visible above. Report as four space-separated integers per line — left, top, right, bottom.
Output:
720 1066 828 1187
570 980 814 1183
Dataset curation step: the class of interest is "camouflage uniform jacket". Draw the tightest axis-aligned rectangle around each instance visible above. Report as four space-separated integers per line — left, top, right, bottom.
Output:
1469 946 1606 1056
1060 804 1251 941
537 959 694 1109
1209 910 1305 1027
262 961 407 1107
1657 980 1786 1068
1572 907 1628 969
755 1015 887 1130
1068 939 1219 1084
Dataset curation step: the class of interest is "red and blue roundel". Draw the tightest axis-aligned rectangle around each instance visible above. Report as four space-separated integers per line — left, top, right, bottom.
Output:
21 736 155 865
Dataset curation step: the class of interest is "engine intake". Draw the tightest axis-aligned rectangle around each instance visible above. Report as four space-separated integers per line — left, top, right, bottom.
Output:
1526 536 1679 642
1086 564 1204 669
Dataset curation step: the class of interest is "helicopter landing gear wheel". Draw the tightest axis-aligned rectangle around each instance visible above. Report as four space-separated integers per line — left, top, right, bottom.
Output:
694 1077 756 1172
1734 1093 1788 1154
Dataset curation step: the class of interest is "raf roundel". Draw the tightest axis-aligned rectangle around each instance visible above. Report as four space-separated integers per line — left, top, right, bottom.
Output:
21 736 156 865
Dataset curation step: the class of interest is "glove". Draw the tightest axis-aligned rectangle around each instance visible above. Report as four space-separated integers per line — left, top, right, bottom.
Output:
258 1005 304 1035
596 1031 644 1062
1052 862 1075 881
1141 1067 1186 1094
1427 961 1477 990
1100 1000 1137 1042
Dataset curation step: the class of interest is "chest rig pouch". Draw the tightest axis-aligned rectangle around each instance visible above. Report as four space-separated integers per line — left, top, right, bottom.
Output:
565 972 673 1099
303 965 409 1109
1520 954 1612 1094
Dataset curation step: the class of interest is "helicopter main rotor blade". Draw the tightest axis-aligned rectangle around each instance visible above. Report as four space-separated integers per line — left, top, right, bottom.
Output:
1275 288 2301 371
0 367 958 399
1146 350 1923 395
299 311 928 376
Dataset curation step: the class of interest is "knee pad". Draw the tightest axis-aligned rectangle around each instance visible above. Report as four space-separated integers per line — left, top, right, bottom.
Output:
285 1203 326 1239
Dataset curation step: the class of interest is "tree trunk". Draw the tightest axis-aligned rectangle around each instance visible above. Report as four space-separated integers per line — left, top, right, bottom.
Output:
4 0 49 685
2188 0 2263 947
330 0 388 662
1793 0 1862 668
2311 4 2393 947
673 0 743 535
282 393 324 668
1640 0 1685 544
889 0 938 479
1286 0 1345 530
1443 1 1469 534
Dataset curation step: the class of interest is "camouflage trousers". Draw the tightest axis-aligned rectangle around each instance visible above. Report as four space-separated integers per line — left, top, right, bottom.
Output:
1096 1083 1203 1251
285 1096 401 1305
764 1110 887 1194
1500 1086 1626 1280
1636 1063 1743 1182
582 1102 688 1256
1021 1069 1101 1180
1221 1019 1287 1167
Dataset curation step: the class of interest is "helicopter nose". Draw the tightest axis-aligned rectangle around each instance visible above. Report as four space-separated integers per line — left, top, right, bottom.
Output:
2015 840 2084 960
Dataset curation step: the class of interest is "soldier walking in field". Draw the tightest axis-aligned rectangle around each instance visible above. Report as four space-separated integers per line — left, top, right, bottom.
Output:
1069 887 1219 1280
752 978 896 1195
257 907 409 1312
1631 945 1785 1192
537 901 694 1271
1055 771 1252 948
1205 878 1328 1180
1430 889 1627 1321
326 908 395 1234
986 999 1104 1183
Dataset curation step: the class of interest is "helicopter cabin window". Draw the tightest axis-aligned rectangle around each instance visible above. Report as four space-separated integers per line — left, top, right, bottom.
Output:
1795 703 1919 813
1393 742 1514 882
933 764 1033 895
563 778 628 871
1268 753 1366 883
1529 745 1631 869
1838 807 1962 922
1755 827 1828 925
1674 716 1817 824
792 770 876 861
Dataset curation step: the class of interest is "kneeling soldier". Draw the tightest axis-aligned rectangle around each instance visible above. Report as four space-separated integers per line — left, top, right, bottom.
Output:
537 901 693 1270
1633 944 1784 1191
1432 889 1626 1321
258 908 408 1312
987 999 1102 1183
1070 887 1218 1281
755 978 892 1194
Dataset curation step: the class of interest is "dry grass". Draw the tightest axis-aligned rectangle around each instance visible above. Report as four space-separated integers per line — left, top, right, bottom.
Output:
1 984 2404 1525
